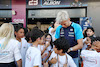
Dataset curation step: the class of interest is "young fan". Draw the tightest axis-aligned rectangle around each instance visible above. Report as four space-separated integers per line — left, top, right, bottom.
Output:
25 28 45 67
82 27 95 50
81 37 100 67
14 25 28 67
0 23 22 67
48 37 76 67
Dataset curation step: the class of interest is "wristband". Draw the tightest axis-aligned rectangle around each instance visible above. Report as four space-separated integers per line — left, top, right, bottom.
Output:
70 48 73 51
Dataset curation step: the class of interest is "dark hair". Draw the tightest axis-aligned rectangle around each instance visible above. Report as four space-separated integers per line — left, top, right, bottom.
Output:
18 23 23 27
24 28 28 36
53 37 70 53
91 36 100 45
45 33 53 48
25 32 31 42
83 29 87 38
30 28 44 42
84 27 95 37
33 26 38 29
44 28 49 34
87 27 94 32
14 25 24 32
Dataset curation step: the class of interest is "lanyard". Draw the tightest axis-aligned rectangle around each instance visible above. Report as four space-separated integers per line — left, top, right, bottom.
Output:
57 54 68 67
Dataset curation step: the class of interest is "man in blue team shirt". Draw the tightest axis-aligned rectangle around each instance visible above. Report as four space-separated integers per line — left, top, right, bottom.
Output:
55 10 83 67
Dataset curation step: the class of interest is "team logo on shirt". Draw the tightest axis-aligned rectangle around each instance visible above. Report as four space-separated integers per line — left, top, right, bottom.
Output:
26 51 31 61
70 29 73 31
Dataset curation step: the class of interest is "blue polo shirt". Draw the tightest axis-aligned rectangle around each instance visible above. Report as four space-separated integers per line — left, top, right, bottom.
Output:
55 22 83 58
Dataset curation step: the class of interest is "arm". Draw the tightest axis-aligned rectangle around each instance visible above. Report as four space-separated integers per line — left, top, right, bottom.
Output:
68 38 83 52
48 57 57 64
41 43 50 55
14 41 22 67
34 66 38 67
51 23 60 33
48 51 57 65
68 24 83 52
43 51 52 63
17 59 22 67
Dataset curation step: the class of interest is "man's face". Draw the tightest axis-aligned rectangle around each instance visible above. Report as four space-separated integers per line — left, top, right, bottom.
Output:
60 19 70 28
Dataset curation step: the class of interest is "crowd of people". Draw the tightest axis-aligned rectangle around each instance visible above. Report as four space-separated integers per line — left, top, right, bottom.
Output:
0 10 100 67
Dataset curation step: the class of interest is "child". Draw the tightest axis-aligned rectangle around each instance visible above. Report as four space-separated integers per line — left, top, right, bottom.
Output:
81 37 100 67
14 25 28 67
38 34 53 65
0 23 22 67
42 34 53 63
82 27 95 50
25 28 45 67
45 34 53 52
48 37 76 67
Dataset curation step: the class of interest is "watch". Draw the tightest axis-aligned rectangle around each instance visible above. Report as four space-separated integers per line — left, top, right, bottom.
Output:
70 48 73 51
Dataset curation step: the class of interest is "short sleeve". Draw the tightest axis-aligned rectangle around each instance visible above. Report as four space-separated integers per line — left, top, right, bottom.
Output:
72 23 83 40
67 54 77 67
33 52 41 67
14 41 22 61
55 25 62 39
48 26 51 30
49 51 57 61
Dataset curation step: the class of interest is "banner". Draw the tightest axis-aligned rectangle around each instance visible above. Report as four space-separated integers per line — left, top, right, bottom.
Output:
12 0 26 27
26 0 87 8
80 17 92 31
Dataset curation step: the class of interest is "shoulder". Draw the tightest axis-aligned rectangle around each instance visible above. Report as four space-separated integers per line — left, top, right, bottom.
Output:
56 25 62 30
71 22 81 29
33 47 41 54
81 50 87 54
9 39 19 44
8 39 19 47
51 51 57 57
66 53 73 60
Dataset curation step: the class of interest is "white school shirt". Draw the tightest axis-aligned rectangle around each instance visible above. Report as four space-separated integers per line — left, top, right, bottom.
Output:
38 44 52 53
18 38 28 67
27 43 32 48
49 51 76 67
0 38 21 63
25 46 41 67
49 28 56 42
81 50 100 67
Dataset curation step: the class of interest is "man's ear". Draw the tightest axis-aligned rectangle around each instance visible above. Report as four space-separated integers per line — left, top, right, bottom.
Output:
68 18 70 21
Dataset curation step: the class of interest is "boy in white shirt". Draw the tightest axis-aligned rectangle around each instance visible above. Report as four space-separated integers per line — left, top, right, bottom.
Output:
48 37 76 67
81 37 100 67
25 28 45 67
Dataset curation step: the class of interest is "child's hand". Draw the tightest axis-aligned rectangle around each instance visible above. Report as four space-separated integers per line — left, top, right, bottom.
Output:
43 62 48 67
46 42 50 47
50 57 57 64
63 64 67 67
